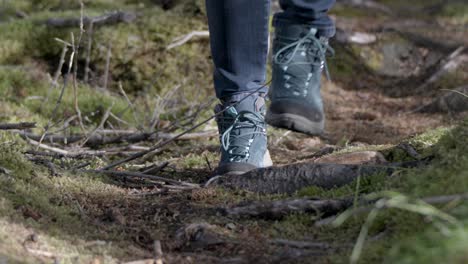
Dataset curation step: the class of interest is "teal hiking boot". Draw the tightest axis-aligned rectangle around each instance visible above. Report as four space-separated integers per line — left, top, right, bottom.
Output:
215 93 272 175
266 24 333 136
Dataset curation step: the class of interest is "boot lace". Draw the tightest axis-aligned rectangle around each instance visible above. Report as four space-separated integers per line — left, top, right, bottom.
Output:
221 108 266 162
273 28 334 97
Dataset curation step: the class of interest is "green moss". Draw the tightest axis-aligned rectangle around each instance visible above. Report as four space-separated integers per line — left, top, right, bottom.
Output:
0 66 134 126
0 132 133 262
0 5 212 97
328 43 363 80
438 2 468 24
359 121 468 263
297 172 389 199
408 127 450 154
431 68 468 91
269 121 468 263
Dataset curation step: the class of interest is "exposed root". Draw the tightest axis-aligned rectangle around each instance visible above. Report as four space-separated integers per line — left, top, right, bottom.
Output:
222 197 354 220
208 163 394 194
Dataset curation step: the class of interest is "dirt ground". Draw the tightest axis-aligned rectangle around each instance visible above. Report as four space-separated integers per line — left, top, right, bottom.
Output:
0 0 467 263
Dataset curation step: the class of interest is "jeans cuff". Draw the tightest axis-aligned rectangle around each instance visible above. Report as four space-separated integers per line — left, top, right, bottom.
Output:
273 16 336 38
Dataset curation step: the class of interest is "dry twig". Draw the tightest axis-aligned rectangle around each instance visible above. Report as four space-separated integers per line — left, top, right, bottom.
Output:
166 31 209 50
88 170 200 188
18 130 217 147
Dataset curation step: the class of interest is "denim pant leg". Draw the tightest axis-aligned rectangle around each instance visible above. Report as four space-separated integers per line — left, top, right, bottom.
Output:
206 0 271 99
275 0 336 37
206 0 336 99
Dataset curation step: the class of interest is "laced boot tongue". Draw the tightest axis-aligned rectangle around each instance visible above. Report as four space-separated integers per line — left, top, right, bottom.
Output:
223 93 266 114
277 24 318 40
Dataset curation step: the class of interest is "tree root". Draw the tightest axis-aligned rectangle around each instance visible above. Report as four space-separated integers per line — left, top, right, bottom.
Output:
208 163 394 194
222 197 354 220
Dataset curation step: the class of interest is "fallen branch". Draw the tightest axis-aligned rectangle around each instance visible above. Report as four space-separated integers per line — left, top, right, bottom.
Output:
0 122 36 130
18 130 217 147
46 11 137 28
208 163 394 194
24 150 103 159
223 197 353 219
25 138 106 157
88 169 200 188
26 138 69 155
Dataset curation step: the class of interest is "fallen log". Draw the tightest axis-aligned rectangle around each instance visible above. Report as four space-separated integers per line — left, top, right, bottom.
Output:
46 11 137 28
0 122 36 130
223 197 354 220
208 163 394 194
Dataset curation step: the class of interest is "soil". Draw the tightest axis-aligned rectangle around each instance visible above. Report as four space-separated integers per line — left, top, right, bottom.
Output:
1 1 467 263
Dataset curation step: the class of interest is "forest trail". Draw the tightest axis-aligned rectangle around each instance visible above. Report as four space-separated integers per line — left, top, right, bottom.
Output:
0 0 467 263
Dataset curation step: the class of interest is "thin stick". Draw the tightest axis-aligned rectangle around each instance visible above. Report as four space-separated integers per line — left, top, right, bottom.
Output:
118 82 142 129
26 138 69 155
53 43 69 85
37 72 71 150
84 20 94 83
103 43 112 90
109 111 131 126
72 2 86 132
101 81 270 170
167 30 209 50
80 102 114 146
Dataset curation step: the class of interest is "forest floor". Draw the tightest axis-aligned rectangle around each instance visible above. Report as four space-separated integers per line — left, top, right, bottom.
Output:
0 0 468 263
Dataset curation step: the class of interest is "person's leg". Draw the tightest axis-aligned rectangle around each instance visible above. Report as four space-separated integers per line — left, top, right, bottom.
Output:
266 0 336 135
206 0 272 175
205 0 270 99
275 0 336 37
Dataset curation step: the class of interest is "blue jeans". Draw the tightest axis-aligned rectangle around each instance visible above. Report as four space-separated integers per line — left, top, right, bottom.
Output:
206 0 336 99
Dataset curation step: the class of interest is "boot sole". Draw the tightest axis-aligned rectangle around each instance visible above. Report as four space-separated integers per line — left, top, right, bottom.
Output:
266 112 324 136
215 151 273 176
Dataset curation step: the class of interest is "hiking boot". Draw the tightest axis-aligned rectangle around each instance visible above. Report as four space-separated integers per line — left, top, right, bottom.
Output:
266 23 333 136
215 93 272 175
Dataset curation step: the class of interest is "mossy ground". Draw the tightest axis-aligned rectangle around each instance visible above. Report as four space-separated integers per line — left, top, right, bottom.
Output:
0 0 467 263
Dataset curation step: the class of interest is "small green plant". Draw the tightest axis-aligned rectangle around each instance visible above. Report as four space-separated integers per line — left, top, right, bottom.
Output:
333 191 462 264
